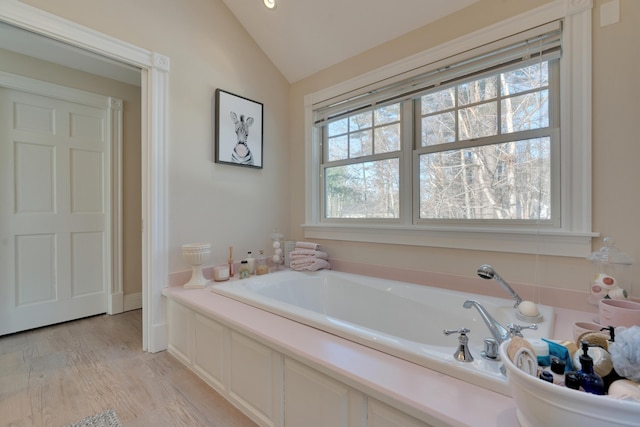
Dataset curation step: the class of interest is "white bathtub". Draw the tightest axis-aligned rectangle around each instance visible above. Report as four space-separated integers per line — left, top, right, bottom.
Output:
211 269 554 395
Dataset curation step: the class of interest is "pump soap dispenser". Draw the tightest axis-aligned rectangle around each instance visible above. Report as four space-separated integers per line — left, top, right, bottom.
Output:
577 341 605 395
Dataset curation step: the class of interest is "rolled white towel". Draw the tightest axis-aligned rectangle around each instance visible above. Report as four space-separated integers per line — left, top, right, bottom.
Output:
295 241 319 250
508 336 538 376
513 347 538 376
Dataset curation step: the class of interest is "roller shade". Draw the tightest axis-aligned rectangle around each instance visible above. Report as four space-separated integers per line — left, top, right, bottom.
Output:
313 21 562 127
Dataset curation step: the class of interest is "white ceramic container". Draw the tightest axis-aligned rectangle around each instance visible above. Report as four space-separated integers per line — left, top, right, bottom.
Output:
599 299 640 327
572 321 604 342
499 340 640 427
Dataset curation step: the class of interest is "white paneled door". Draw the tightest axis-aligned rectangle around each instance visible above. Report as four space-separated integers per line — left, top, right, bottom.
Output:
0 86 112 336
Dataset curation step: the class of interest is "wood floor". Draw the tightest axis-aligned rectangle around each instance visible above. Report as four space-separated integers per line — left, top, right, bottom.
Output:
0 310 257 427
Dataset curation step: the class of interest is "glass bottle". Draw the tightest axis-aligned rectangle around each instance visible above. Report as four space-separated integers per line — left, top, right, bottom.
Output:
587 237 634 305
271 231 284 268
239 260 250 279
577 342 604 395
256 250 269 275
246 251 255 275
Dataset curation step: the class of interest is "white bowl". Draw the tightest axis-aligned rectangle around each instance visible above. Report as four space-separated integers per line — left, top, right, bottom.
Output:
499 340 640 427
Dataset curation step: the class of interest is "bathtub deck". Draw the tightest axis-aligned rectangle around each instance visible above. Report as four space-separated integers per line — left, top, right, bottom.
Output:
163 281 596 427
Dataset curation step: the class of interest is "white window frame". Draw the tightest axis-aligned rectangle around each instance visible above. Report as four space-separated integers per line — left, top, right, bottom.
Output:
303 0 596 257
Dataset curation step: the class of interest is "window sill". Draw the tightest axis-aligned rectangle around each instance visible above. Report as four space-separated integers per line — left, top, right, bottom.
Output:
302 223 598 258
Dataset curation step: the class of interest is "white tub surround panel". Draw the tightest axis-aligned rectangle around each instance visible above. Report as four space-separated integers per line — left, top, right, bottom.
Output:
163 285 520 427
211 270 555 396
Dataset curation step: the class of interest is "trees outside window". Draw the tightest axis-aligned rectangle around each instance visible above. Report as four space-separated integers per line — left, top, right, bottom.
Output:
322 60 557 224
417 61 554 222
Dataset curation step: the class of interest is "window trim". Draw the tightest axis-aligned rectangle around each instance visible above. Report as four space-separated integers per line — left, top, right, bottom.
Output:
303 0 596 257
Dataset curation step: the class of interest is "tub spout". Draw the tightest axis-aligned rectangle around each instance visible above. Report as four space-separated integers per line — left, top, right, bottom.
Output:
463 299 510 344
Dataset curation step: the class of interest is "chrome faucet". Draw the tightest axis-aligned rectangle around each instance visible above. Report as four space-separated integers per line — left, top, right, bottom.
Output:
477 265 523 308
463 299 510 344
443 328 474 362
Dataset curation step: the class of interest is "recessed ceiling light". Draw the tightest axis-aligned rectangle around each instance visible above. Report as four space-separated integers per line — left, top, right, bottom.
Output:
264 0 276 9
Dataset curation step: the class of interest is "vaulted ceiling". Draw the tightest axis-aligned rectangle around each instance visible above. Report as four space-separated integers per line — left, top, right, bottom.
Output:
0 1 479 85
221 0 479 82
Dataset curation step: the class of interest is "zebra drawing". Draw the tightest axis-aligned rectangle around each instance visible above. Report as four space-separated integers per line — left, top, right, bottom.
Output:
230 112 254 166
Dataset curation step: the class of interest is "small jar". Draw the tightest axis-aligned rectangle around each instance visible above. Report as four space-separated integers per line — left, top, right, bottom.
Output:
543 356 566 385
213 264 230 282
239 260 250 279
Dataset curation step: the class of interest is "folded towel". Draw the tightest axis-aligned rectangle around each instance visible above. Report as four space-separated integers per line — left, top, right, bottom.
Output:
304 258 331 271
289 248 317 256
295 241 319 250
289 242 329 271
289 250 328 260
292 258 331 271
289 257 317 269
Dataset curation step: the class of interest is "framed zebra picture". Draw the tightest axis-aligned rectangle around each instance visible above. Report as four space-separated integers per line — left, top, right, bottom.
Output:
215 89 264 169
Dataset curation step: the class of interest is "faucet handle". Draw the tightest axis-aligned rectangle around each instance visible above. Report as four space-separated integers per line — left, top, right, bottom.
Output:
507 323 538 337
482 338 500 360
443 328 473 362
443 327 470 336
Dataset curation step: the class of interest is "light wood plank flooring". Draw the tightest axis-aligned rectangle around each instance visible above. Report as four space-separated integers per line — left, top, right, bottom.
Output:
0 310 257 427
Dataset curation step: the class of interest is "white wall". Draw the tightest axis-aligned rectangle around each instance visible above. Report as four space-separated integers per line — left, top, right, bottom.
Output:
19 0 292 273
18 0 640 311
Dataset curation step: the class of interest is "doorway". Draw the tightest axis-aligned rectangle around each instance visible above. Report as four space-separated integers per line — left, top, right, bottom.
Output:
0 3 170 352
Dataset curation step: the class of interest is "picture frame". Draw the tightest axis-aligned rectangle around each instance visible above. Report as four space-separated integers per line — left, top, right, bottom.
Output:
215 89 264 169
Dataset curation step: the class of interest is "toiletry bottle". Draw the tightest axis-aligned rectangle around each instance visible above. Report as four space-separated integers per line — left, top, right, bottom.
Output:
565 371 581 390
528 338 550 366
543 356 566 385
599 325 623 392
256 250 269 275
577 341 605 395
239 260 250 279
246 251 255 275
539 370 554 384
228 246 234 278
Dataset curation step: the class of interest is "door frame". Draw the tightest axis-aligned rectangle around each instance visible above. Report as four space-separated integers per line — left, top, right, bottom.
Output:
0 71 124 320
0 0 170 352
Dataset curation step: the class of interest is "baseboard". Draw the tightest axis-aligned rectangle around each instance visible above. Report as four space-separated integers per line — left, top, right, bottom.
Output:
109 292 124 315
148 321 167 353
124 292 143 312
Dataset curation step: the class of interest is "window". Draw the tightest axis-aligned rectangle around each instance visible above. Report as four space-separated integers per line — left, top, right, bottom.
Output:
305 2 594 257
324 104 401 219
417 60 557 224
320 26 559 226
